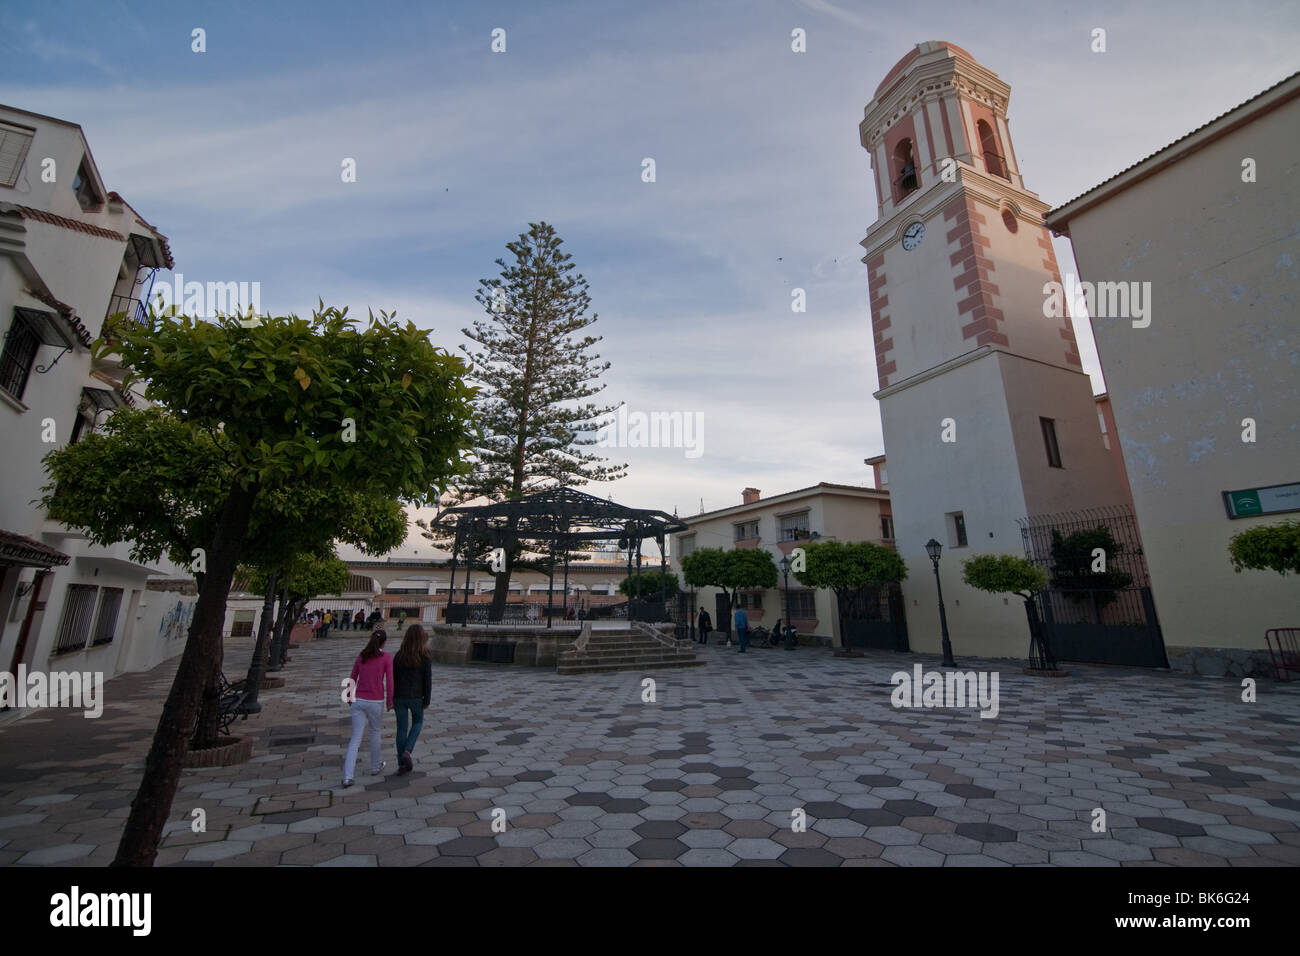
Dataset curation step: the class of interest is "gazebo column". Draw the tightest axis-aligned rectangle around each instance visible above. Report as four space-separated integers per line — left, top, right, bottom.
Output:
460 519 476 628
546 542 556 629
562 545 570 621
446 524 460 622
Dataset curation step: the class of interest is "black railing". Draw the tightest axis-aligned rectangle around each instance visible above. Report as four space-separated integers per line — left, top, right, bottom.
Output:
105 295 148 327
1018 505 1148 587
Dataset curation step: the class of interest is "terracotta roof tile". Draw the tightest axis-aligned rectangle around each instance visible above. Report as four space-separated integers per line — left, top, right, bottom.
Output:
0 529 70 568
6 204 126 242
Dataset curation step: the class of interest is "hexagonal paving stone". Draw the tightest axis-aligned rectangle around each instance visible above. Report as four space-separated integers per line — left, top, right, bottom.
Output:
849 809 903 827
857 775 902 788
18 843 95 865
1134 816 1204 837
804 801 853 819
780 847 842 866
564 792 609 807
635 820 687 839
882 799 936 818
881 844 945 866
727 838 786 860
628 838 688 860
954 822 1018 843
184 840 253 862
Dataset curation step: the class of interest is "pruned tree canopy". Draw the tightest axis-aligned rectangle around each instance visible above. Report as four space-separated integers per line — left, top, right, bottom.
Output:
962 554 1048 599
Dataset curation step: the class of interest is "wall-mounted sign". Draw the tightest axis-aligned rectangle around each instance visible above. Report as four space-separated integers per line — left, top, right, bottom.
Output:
1223 482 1300 519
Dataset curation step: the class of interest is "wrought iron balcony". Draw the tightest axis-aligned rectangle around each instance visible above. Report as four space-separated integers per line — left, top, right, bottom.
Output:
105 294 148 327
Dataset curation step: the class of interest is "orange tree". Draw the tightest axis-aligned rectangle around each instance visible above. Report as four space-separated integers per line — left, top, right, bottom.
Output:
99 305 475 866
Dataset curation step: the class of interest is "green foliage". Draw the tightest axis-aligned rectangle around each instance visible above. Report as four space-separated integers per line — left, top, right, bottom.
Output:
1229 520 1300 576
962 554 1048 598
1048 526 1133 605
792 540 908 594
681 547 777 605
103 304 476 501
247 550 350 601
618 569 679 598
43 408 410 577
42 406 226 569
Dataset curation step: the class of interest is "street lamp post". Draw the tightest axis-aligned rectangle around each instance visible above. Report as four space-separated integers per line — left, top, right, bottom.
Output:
779 555 792 649
925 538 957 668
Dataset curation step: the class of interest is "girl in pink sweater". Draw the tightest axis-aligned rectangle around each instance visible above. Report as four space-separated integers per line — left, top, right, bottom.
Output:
343 629 394 786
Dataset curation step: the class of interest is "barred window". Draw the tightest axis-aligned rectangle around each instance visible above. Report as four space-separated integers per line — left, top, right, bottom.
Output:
787 590 817 619
778 512 810 541
0 310 41 400
53 584 98 654
734 520 759 541
90 588 123 646
737 591 763 610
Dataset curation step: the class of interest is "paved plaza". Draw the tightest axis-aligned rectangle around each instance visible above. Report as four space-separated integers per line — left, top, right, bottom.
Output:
1 634 1299 867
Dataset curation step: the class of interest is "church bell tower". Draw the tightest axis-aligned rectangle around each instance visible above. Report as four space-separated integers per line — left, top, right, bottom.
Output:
860 42 1131 658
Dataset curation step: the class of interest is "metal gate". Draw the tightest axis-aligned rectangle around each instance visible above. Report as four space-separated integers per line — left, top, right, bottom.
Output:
841 583 909 651
1018 506 1168 668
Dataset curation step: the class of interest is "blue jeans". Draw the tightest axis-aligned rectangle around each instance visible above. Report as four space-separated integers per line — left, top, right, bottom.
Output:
394 698 424 756
738 627 749 652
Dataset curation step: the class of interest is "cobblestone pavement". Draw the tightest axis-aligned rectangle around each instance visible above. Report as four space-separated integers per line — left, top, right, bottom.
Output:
2 634 1298 866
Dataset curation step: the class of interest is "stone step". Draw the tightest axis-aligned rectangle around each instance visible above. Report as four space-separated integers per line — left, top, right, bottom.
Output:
556 659 705 675
581 641 681 652
557 652 698 666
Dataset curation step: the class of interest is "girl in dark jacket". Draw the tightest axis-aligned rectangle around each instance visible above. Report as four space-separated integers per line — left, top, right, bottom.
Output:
392 624 433 773
697 608 712 645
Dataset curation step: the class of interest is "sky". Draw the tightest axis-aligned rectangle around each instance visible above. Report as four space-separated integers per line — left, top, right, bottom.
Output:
3 0 1297 559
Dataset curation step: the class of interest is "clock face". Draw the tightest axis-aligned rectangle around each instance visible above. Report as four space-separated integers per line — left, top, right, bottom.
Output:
902 221 926 251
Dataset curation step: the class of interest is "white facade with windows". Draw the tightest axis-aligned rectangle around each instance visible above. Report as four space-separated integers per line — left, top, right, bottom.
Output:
0 105 191 713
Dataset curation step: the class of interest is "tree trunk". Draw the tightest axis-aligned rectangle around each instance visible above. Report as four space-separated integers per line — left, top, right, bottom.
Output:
191 672 223 751
112 483 257 867
240 572 278 712
267 587 292 672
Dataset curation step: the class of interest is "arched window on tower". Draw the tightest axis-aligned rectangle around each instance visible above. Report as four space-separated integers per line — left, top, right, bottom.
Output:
977 120 1008 180
893 139 918 199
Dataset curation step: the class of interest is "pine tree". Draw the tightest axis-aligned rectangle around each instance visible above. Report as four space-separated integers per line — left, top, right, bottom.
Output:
427 222 626 620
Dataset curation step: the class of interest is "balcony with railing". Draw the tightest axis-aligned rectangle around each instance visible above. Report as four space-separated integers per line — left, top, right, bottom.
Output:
105 294 148 327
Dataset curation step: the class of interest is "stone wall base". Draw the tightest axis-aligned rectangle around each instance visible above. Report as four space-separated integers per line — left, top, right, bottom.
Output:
1166 645 1276 679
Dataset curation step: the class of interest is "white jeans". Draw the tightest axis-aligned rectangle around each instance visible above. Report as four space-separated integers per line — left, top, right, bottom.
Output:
344 698 385 779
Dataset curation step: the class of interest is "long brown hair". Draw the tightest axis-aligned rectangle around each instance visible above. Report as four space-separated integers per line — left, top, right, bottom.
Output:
359 628 387 661
393 624 430 669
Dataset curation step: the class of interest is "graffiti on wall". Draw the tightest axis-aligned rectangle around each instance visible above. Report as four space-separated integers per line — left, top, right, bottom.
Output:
159 600 194 641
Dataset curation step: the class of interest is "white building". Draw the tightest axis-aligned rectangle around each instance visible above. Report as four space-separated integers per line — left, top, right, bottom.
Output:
859 43 1134 662
0 105 193 711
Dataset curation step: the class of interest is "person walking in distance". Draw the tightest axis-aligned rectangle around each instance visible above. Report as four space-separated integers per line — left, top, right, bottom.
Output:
734 603 749 653
342 628 393 787
392 624 432 774
321 609 333 640
697 607 712 645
